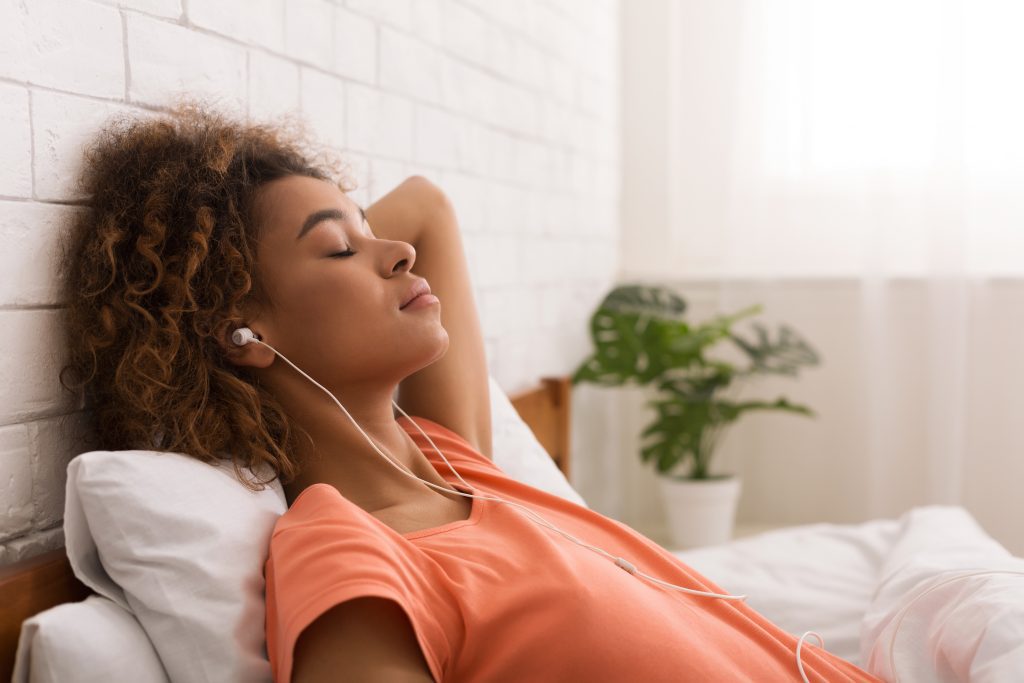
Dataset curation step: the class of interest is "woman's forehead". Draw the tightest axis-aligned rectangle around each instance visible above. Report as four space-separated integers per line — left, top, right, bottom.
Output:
255 176 357 239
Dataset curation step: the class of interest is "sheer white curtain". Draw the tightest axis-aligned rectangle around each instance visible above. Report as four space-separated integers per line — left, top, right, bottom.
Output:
626 0 1024 551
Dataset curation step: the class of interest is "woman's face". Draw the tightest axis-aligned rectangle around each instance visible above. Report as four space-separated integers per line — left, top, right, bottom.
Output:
242 174 448 391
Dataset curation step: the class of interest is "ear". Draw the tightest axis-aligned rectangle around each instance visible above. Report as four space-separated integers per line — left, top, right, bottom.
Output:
213 318 276 369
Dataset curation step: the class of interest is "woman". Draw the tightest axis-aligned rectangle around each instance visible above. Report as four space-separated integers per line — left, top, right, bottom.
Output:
59 100 880 682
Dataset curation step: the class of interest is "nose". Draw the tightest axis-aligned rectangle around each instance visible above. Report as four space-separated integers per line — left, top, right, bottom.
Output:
385 239 416 276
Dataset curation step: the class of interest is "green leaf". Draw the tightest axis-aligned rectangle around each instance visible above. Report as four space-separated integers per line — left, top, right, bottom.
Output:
730 323 821 377
600 284 688 317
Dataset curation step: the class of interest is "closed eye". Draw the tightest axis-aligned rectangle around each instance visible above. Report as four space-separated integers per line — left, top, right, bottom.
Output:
329 249 356 258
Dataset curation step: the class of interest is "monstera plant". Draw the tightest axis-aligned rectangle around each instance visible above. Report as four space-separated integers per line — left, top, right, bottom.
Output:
571 284 820 482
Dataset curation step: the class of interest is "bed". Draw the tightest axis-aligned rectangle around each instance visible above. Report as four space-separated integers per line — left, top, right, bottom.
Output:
2 373 1022 682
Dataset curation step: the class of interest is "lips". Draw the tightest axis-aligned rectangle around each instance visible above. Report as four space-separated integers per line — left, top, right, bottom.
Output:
399 279 432 309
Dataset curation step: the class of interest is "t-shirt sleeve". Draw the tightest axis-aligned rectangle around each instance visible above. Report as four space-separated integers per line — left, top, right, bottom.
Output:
264 488 451 683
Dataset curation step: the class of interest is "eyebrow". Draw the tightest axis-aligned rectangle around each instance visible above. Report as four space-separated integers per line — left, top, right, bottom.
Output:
295 204 368 241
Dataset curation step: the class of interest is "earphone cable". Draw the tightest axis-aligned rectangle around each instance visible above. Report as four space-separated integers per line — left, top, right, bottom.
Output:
251 336 747 602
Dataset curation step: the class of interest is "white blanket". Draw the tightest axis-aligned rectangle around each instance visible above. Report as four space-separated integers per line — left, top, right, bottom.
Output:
672 505 1024 682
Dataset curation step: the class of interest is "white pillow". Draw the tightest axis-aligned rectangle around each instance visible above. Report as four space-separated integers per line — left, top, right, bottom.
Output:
13 595 167 683
60 376 586 682
64 451 286 682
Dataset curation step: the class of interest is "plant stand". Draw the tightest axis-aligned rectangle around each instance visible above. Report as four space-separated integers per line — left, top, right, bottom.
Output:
658 475 742 549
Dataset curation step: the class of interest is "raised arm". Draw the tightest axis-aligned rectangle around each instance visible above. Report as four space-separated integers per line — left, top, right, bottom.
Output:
364 176 493 459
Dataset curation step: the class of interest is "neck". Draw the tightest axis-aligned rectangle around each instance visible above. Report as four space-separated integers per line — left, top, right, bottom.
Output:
264 368 452 510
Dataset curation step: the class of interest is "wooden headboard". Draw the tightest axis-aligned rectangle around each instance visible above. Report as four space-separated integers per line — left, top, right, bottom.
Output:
0 375 573 680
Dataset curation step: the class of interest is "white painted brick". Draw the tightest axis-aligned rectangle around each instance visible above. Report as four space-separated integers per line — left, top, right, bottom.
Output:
585 11 617 80
522 236 567 286
440 0 487 67
379 27 441 105
248 49 301 123
0 3 31 83
577 71 614 121
531 3 578 64
32 91 141 202
481 182 519 234
538 98 573 146
413 105 459 169
490 183 545 236
543 194 578 236
299 67 346 150
439 57 488 119
567 150 597 195
0 425 34 542
568 114 601 154
0 201 83 307
340 152 371 207
410 0 442 45
487 130 517 183
483 22 515 80
452 121 489 176
30 411 96 528
345 0 413 31
545 0 586 19
546 59 574 107
466 233 520 287
437 170 486 233
518 186 546 237
93 0 182 19
333 7 376 84
346 83 413 158
489 82 539 136
367 158 408 205
126 13 247 114
189 0 285 52
538 148 564 192
510 38 548 91
481 286 536 337
503 287 536 331
587 241 618 276
559 25 588 72
595 162 619 210
0 85 32 198
511 140 546 188
0 525 64 567
0 310 80 426
541 287 567 327
283 0 334 70
544 149 568 196
458 0 523 32
0 0 123 99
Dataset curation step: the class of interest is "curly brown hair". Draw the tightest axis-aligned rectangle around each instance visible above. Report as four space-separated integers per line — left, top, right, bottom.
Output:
58 97 357 490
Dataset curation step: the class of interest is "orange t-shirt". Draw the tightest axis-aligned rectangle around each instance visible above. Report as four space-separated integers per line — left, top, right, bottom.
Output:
264 415 881 682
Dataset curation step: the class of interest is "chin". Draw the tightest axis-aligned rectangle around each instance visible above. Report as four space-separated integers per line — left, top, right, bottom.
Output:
427 331 450 364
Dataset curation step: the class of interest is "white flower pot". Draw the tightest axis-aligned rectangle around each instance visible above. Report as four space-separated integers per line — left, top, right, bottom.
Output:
657 475 742 549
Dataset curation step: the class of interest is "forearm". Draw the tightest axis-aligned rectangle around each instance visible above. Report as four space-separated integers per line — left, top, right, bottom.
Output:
363 176 447 251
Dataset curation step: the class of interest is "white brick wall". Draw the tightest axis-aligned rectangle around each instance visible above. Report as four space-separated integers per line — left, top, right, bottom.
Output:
0 0 621 564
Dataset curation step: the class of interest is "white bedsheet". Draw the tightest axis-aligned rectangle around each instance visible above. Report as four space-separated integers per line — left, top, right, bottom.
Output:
671 505 1024 682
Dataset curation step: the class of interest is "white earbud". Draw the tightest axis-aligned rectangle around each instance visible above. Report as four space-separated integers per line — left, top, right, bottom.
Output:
232 327 258 346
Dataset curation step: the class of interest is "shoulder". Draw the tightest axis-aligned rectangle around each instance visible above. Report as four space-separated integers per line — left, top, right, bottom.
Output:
398 415 500 472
